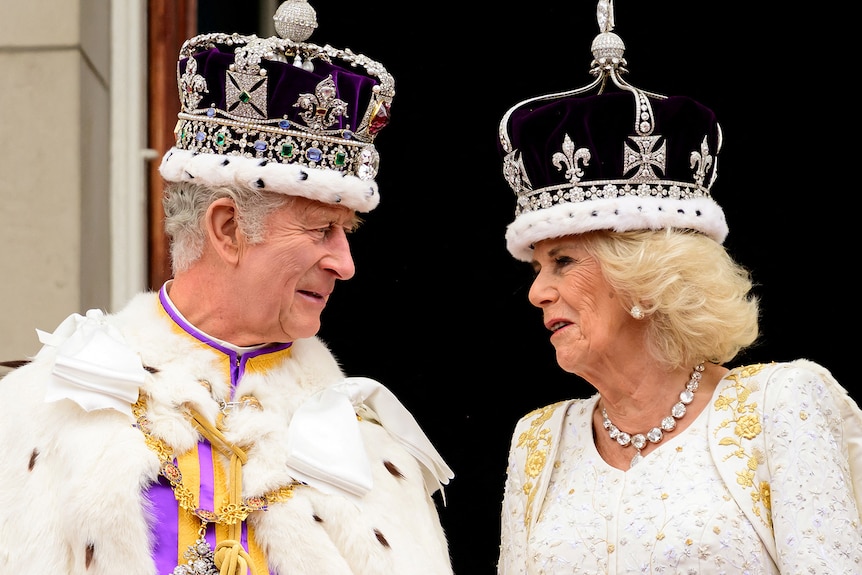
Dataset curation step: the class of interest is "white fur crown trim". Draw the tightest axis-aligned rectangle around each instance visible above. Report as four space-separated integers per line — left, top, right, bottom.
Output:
159 148 380 213
506 194 729 262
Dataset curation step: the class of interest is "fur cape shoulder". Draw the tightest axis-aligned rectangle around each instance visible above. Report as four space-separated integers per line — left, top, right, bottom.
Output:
0 292 453 575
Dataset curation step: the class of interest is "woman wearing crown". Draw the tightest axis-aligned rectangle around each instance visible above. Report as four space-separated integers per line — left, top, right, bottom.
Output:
495 4 862 573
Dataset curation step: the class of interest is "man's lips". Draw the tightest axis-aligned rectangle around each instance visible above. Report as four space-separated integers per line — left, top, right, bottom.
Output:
298 289 328 302
546 319 572 333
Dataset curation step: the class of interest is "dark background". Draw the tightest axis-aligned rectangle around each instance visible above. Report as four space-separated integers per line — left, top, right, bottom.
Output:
207 2 852 573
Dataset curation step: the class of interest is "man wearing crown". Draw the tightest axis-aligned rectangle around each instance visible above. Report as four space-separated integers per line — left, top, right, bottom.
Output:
0 3 454 574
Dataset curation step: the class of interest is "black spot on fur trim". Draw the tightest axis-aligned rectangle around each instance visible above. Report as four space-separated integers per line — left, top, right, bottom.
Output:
222 159 230 167
184 171 194 179
695 210 702 216
28 448 39 471
384 460 404 479
143 365 159 374
258 160 267 167
255 179 265 188
298 170 308 181
374 529 390 548
85 543 95 568
312 514 323 523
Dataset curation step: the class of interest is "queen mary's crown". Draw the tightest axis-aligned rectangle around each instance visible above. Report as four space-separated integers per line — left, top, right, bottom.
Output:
159 0 395 213
498 0 728 262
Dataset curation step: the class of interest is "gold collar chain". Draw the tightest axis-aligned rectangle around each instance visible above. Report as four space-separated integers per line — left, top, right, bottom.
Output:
133 396 300 575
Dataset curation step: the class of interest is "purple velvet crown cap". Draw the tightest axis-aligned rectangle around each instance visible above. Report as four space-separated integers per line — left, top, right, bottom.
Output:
500 88 729 262
158 1 395 213
506 91 721 198
179 45 385 140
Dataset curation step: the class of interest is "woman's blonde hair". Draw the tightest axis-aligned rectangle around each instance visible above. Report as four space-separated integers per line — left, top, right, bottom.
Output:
579 228 759 369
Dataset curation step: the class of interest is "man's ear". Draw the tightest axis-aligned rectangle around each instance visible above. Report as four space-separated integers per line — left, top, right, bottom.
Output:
205 197 241 265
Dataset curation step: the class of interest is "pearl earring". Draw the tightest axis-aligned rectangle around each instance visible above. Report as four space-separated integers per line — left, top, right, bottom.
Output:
630 304 644 320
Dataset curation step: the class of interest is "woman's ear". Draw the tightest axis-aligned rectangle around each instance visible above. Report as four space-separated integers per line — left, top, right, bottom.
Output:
205 197 241 265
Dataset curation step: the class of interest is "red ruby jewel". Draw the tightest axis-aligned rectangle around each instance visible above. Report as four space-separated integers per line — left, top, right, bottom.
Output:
368 101 390 135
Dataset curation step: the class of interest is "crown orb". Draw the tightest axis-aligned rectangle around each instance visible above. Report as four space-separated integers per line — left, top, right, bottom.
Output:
273 0 318 42
591 31 625 61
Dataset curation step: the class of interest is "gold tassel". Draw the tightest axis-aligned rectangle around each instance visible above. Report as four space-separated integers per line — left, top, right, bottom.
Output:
190 408 252 575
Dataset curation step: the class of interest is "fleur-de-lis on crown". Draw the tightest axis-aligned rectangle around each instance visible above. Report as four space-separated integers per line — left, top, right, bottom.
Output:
552 134 591 184
294 75 348 131
502 150 532 195
179 56 208 111
690 136 713 188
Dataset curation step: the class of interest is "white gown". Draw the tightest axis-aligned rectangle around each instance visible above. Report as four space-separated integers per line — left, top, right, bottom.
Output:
498 360 862 574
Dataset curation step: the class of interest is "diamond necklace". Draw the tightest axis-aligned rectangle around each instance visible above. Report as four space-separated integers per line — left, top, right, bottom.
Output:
600 363 705 467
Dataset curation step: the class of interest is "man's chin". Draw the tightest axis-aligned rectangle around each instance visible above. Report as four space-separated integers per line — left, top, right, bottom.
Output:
285 318 322 341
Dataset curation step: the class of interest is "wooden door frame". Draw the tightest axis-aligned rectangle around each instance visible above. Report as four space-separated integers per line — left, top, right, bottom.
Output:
146 0 196 289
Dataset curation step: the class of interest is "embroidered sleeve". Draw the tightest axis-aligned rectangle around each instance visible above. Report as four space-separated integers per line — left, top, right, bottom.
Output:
763 363 862 573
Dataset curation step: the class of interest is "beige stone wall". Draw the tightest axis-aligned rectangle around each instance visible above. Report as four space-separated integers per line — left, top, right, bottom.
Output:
0 0 119 363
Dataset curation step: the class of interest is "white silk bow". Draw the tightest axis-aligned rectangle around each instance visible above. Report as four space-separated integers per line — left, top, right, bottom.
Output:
285 376 454 504
36 309 146 417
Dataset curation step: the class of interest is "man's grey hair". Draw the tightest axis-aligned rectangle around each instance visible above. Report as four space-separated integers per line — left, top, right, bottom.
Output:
162 181 292 274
